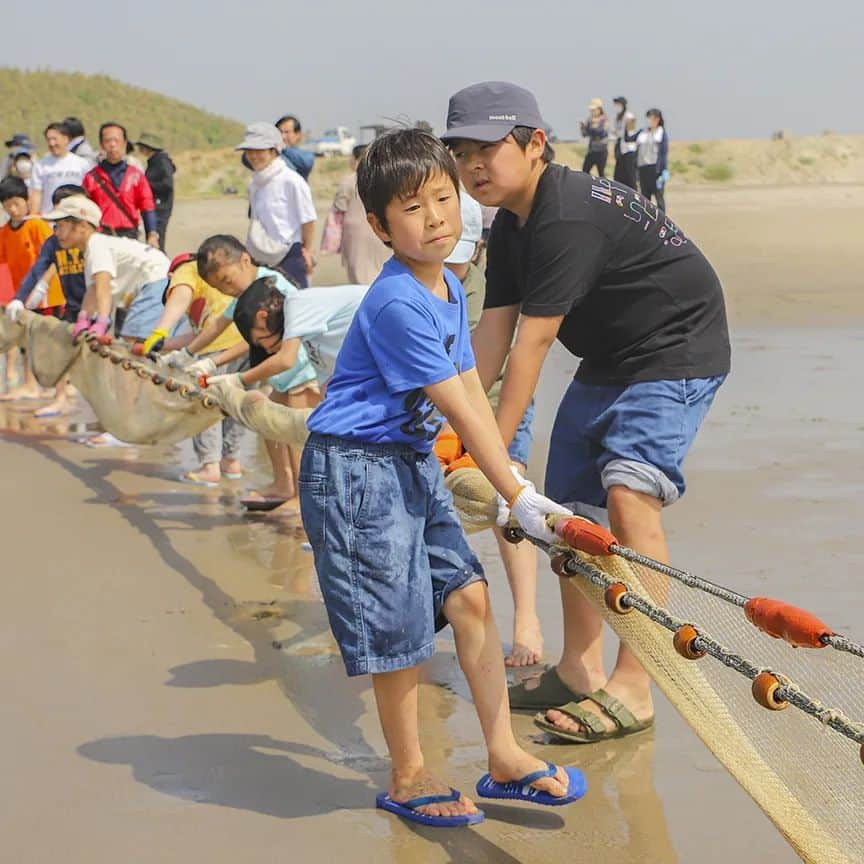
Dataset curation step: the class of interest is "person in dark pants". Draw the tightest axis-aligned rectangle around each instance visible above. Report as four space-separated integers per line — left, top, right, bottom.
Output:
636 109 669 210
611 97 638 190
580 98 609 177
136 133 176 251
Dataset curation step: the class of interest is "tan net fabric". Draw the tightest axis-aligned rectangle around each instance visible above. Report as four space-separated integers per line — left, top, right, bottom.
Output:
0 312 311 447
441 464 864 863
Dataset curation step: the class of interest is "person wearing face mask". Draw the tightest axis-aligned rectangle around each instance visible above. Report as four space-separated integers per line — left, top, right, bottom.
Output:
83 122 160 247
237 122 317 288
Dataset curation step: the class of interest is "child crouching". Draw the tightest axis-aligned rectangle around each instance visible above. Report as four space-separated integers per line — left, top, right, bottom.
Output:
299 129 585 827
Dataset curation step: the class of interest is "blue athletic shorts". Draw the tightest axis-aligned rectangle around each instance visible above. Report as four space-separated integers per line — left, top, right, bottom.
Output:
299 433 486 677
545 376 725 511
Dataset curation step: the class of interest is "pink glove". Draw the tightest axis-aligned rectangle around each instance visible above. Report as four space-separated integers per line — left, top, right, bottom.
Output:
86 315 112 340
71 311 92 342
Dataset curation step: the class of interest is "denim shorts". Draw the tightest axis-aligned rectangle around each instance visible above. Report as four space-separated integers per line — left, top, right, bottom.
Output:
119 278 174 339
507 399 535 467
299 433 485 677
545 376 725 512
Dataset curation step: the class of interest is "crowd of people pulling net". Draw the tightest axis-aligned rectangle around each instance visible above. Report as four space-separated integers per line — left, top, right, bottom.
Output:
3 308 863 862
3 81 862 861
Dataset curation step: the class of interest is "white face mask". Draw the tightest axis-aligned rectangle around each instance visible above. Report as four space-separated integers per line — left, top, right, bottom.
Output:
14 158 32 177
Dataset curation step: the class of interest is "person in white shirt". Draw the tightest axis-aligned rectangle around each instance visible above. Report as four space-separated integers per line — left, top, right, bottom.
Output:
235 123 317 288
28 123 90 215
42 195 170 341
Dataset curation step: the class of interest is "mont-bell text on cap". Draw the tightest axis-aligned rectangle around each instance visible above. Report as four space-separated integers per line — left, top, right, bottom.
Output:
441 82 544 142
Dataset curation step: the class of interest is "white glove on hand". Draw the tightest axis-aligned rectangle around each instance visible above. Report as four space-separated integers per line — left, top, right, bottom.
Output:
24 279 49 310
206 372 245 389
185 356 217 377
497 481 573 545
162 347 196 369
4 300 24 322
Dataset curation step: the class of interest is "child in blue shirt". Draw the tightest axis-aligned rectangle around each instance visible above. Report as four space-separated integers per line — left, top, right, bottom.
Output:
300 129 584 827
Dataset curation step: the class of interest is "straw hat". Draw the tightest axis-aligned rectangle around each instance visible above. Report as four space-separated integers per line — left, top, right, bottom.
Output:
588 98 604 111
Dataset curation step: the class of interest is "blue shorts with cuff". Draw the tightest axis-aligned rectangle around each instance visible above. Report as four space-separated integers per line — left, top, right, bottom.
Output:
299 433 486 677
545 376 725 513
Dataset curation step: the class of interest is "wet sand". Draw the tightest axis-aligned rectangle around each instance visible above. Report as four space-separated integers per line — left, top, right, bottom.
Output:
2 186 863 862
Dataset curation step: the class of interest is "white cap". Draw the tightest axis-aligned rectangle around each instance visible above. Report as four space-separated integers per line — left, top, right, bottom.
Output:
445 192 483 264
235 122 283 151
42 195 102 228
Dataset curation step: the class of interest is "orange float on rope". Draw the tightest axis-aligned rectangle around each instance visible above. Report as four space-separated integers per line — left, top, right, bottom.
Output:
550 553 572 577
605 583 632 615
744 597 832 649
552 516 617 556
673 624 706 659
752 671 789 711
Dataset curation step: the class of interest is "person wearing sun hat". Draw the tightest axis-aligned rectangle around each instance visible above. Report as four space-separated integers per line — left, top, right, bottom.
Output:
136 132 176 251
235 122 317 288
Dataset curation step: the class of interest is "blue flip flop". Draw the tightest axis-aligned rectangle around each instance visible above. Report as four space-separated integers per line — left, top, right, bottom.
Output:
475 763 587 806
375 788 485 827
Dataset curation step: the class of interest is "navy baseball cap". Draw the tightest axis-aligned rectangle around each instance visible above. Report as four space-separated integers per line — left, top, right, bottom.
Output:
441 81 545 143
4 133 33 149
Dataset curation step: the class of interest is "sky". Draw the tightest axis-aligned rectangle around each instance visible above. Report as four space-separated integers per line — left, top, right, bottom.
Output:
2 0 861 142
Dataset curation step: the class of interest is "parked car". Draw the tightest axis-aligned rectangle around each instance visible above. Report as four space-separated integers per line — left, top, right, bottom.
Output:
309 126 357 157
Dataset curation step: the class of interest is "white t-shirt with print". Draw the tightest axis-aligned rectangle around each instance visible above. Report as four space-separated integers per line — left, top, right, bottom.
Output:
29 152 90 213
282 283 368 383
84 233 170 306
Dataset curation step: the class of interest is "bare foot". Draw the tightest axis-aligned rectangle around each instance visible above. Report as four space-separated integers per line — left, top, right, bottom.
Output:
192 463 222 484
35 397 71 418
505 616 544 667
390 769 480 819
0 386 42 401
544 678 654 734
487 751 569 798
252 483 294 499
220 458 242 477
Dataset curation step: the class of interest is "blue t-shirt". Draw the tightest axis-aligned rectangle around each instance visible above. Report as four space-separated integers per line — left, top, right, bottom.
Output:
307 258 475 452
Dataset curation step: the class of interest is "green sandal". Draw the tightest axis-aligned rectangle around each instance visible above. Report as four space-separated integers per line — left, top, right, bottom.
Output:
533 688 654 743
508 666 586 711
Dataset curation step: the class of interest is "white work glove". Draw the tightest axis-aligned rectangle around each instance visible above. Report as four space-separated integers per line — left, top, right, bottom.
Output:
161 347 196 369
185 356 217 377
497 478 572 545
4 300 24 322
206 372 245 389
24 279 49 310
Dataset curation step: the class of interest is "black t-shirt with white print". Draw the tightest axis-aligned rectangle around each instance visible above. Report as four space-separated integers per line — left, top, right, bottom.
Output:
485 164 730 385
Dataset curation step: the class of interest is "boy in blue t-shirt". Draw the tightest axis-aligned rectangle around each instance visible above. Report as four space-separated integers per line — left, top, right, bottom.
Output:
300 129 584 827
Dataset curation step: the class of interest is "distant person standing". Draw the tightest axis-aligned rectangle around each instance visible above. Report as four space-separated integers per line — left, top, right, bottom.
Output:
236 123 317 288
326 144 389 283
637 109 669 210
83 122 160 246
28 123 90 215
62 117 98 165
136 133 176 251
2 133 35 178
580 98 609 177
275 115 315 181
611 97 638 189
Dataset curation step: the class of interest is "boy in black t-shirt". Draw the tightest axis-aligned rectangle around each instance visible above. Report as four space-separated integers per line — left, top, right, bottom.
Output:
442 81 730 743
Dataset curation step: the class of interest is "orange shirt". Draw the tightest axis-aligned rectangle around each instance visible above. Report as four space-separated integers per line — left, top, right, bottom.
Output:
0 218 64 307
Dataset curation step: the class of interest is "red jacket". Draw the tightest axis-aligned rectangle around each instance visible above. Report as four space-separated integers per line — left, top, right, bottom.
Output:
83 162 156 232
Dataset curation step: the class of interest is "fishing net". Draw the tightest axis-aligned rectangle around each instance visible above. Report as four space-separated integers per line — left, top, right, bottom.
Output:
0 311 311 447
441 463 864 864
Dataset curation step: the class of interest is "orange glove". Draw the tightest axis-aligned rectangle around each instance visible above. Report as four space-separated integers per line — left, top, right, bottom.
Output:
433 431 463 469
445 452 479 475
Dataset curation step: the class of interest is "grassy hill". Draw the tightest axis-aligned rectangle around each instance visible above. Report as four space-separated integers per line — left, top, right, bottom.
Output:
0 68 243 152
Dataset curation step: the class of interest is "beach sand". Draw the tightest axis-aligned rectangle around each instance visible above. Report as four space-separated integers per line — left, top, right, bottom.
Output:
1 185 862 862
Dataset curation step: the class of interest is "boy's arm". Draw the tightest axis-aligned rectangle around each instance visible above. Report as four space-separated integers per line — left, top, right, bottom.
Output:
185 314 231 354
147 284 193 347
424 370 522 504
470 305 519 392
207 341 250 368
495 314 563 446
15 241 56 302
239 337 302 387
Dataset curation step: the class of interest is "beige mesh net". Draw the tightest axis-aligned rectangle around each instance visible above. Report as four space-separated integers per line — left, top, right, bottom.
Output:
0 311 311 447
444 464 864 863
